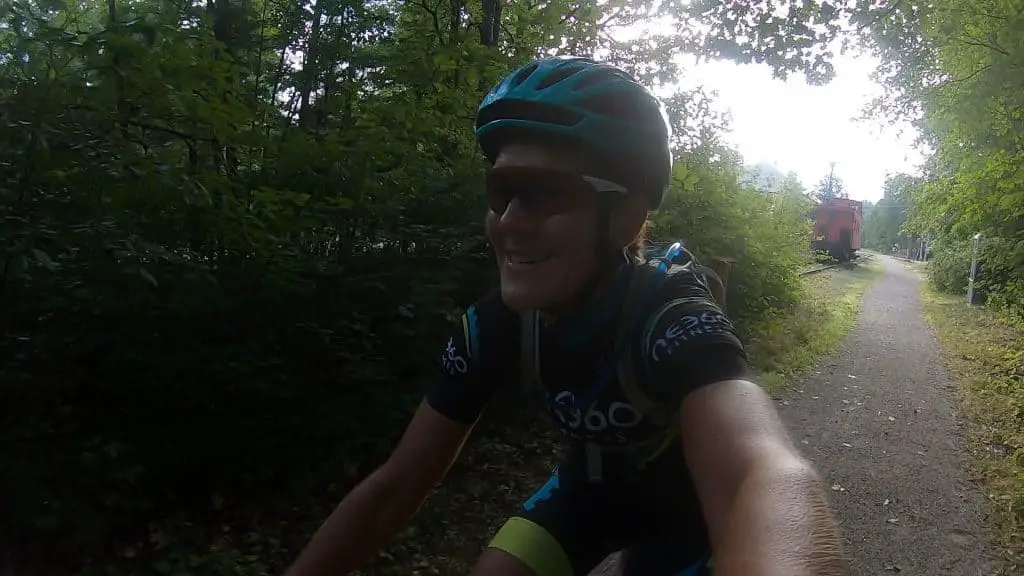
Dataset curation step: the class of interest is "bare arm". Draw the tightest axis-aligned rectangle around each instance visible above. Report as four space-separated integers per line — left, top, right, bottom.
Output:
285 400 475 576
680 379 847 576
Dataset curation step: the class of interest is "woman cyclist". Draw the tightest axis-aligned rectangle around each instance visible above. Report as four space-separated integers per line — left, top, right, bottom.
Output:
286 57 845 576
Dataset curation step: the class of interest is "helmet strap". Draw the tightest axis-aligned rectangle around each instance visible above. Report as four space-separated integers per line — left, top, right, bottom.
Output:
543 193 633 322
577 193 631 303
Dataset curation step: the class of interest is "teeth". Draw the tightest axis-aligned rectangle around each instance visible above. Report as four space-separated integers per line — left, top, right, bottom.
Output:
508 255 538 265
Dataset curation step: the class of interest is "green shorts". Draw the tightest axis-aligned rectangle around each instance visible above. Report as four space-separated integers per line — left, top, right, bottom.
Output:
487 442 713 576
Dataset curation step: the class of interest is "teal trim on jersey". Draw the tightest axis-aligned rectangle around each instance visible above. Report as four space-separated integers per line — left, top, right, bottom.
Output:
466 305 481 360
673 552 712 576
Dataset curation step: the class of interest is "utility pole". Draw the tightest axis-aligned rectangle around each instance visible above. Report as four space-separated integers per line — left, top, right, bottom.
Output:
827 161 836 199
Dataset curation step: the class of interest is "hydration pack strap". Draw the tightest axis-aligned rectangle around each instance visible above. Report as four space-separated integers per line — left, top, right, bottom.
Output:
616 263 677 434
518 262 653 397
583 264 659 483
520 310 538 396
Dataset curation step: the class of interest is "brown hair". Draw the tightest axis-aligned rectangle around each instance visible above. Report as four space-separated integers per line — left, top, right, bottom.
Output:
626 218 651 261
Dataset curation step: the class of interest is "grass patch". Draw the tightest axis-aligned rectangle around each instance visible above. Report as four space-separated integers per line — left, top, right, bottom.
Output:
745 257 884 392
919 280 1024 571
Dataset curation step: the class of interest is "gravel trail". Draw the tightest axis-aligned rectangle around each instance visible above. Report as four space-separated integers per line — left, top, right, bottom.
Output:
777 255 999 575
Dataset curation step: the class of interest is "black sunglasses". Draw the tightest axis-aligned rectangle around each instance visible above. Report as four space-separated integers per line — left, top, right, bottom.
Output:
485 167 628 217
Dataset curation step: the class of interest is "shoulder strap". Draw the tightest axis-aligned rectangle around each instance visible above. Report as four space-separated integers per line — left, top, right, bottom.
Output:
517 262 655 399
616 262 675 429
517 250 699 417
616 244 728 431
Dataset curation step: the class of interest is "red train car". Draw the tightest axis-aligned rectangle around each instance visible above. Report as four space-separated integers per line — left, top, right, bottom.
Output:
812 198 863 262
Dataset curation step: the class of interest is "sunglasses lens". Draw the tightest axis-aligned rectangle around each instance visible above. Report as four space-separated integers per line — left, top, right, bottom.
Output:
487 170 586 216
487 178 514 214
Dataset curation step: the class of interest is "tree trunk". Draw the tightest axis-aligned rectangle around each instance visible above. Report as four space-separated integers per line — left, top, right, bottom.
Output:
298 0 325 129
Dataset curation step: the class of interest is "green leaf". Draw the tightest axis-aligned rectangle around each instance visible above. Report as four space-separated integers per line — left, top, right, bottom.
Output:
140 268 158 287
31 248 57 271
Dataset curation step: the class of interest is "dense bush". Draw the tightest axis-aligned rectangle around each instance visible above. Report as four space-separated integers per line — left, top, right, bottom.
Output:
0 1 815 572
974 237 1024 322
925 236 1024 321
653 147 813 328
926 240 973 295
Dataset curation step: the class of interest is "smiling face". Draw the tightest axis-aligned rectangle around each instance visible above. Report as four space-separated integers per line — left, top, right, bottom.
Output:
485 143 646 314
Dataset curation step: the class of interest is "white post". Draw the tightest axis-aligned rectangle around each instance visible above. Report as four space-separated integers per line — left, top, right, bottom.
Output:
967 232 982 306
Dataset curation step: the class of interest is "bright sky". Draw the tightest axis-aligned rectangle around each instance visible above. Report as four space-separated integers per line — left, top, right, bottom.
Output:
672 55 925 203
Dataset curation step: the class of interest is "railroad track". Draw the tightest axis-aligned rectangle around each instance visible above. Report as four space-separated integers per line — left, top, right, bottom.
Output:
800 264 838 276
799 252 876 276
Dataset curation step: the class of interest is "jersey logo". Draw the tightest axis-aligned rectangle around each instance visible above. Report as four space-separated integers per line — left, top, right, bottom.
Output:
644 298 732 363
441 336 468 376
550 390 644 443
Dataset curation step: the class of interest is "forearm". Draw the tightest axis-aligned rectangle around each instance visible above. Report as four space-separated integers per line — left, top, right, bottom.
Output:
284 467 426 576
712 459 847 576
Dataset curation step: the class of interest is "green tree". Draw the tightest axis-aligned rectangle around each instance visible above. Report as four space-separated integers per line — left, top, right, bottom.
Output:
778 171 808 197
743 162 787 192
864 0 1024 316
862 173 917 252
812 168 846 202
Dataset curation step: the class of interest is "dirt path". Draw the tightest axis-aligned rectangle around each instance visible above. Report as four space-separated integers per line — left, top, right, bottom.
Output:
776 255 999 575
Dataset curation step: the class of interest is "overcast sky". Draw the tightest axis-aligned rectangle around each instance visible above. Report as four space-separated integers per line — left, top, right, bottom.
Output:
670 54 925 203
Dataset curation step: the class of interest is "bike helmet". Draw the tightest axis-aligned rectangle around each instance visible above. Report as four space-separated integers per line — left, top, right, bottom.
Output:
475 56 673 210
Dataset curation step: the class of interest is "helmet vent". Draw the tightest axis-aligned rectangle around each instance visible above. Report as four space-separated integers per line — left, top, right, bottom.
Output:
512 63 539 87
572 68 635 91
576 94 641 122
535 62 586 90
477 100 584 127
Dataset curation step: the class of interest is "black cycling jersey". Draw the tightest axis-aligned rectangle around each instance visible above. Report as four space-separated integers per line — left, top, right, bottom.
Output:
427 261 750 576
429 261 747 443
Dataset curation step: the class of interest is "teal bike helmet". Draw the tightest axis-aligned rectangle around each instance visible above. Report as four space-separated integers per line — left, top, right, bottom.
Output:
475 56 673 209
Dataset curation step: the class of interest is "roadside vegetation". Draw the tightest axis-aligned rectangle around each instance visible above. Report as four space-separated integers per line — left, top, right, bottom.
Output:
918 277 1024 571
748 257 883 393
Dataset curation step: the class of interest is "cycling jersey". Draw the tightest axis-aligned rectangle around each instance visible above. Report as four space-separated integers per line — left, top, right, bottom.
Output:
428 261 749 576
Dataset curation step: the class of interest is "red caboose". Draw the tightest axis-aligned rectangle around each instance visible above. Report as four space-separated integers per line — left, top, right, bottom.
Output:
812 198 863 262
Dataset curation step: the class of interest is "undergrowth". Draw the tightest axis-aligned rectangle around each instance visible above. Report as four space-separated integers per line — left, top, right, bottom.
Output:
919 276 1024 571
746 256 883 392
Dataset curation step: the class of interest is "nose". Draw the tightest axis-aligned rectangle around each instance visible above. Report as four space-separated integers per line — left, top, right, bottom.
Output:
496 194 534 229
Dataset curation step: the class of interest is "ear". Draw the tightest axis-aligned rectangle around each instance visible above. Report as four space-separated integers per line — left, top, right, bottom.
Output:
609 192 650 250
